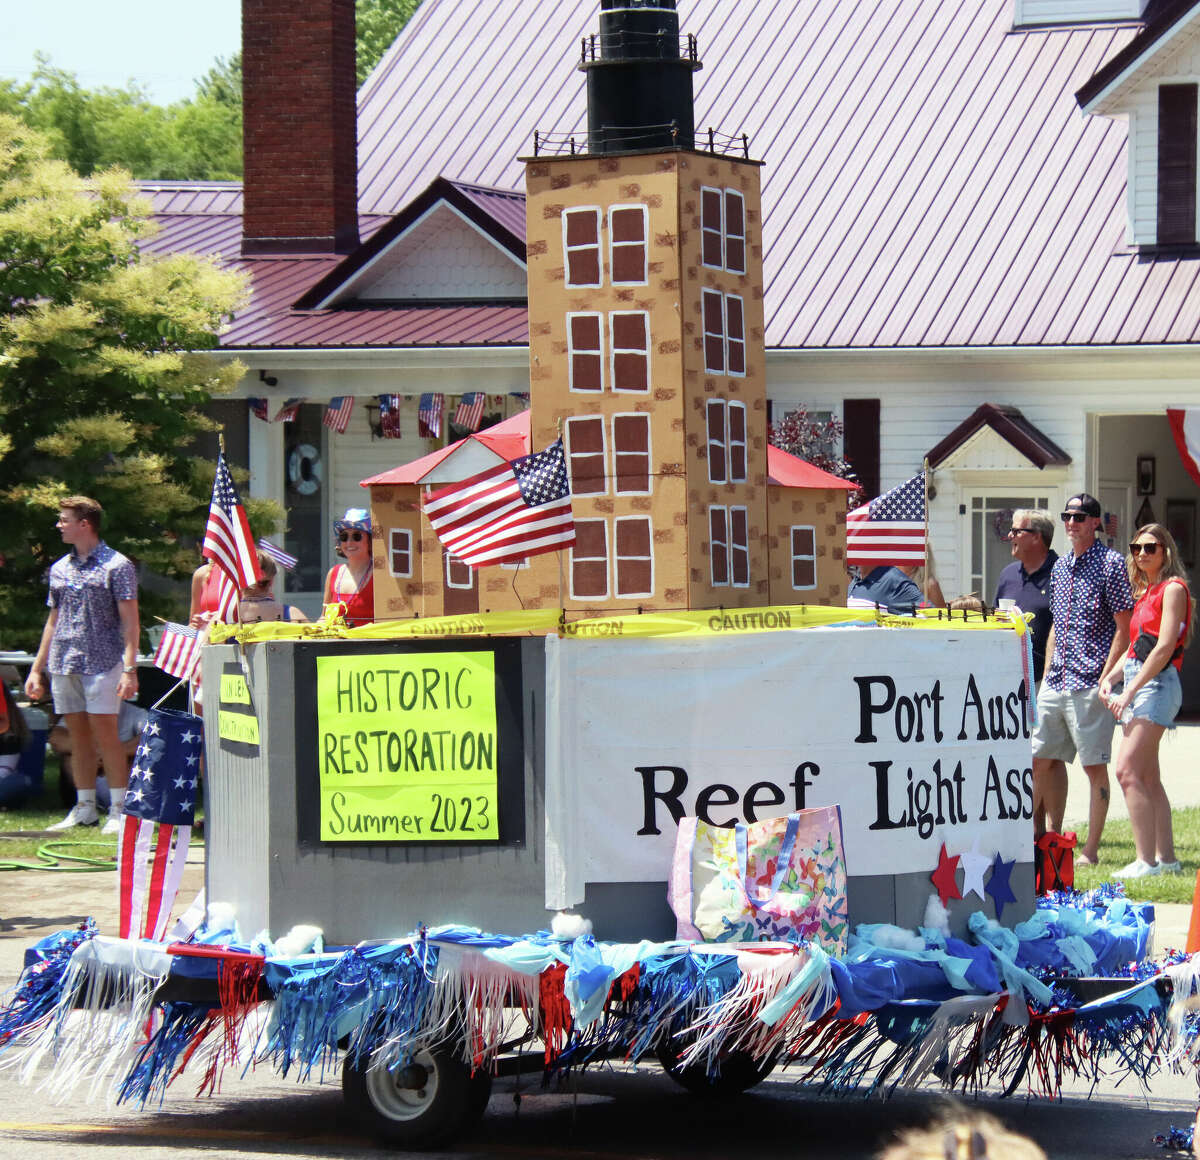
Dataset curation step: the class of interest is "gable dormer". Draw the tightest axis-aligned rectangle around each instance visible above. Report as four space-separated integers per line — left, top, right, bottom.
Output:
1014 0 1150 26
1078 2 1200 247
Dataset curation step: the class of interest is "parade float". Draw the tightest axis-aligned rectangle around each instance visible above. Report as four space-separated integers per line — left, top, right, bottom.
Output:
3 2 1198 1151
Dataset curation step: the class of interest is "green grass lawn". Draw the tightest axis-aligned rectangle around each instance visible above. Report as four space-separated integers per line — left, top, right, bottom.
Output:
1067 806 1200 903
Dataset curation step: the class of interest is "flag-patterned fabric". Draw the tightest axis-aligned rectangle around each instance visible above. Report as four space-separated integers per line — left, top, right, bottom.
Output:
322 396 354 433
257 538 297 570
424 439 575 568
418 392 445 438
117 709 202 941
845 472 926 568
152 623 203 680
378 394 403 439
454 392 487 432
1168 407 1200 488
273 398 302 423
1103 511 1119 539
248 398 269 422
202 454 262 615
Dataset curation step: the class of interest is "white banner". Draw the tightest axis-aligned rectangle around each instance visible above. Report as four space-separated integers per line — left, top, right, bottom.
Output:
545 627 1034 908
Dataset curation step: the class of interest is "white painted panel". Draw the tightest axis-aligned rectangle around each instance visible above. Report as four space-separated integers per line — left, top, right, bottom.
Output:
1015 0 1147 25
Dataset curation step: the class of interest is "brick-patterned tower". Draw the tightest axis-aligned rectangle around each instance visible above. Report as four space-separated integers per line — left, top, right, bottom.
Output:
526 0 770 610
242 0 360 255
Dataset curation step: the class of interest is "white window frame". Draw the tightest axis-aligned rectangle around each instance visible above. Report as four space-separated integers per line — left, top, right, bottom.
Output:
724 188 746 275
725 293 746 378
388 528 413 578
609 310 650 394
707 398 728 484
564 414 608 496
445 552 474 590
729 505 750 589
790 524 817 591
614 514 654 598
702 288 725 374
562 206 602 288
700 185 724 271
709 503 729 586
566 311 605 393
611 412 653 496
608 203 649 286
728 399 747 482
570 518 610 601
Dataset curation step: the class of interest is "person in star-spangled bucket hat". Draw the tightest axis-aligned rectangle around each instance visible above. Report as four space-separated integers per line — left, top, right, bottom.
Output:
323 508 374 626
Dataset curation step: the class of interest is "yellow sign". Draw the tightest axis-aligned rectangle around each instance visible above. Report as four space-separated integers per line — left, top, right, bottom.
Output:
220 673 251 704
219 710 261 745
316 652 499 842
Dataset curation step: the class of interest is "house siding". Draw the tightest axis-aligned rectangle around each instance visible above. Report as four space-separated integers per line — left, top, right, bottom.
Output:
1014 0 1147 25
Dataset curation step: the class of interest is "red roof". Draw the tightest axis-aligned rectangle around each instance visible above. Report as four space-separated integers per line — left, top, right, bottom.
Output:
361 410 531 485
767 446 859 490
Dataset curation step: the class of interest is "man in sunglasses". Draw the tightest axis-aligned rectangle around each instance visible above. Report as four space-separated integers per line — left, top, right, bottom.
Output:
1032 493 1133 865
995 510 1057 682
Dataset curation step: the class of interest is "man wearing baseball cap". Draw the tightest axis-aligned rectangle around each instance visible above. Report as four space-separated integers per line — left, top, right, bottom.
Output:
1032 493 1133 864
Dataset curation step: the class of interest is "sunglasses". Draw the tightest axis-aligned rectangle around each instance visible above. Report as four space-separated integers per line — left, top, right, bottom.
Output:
1061 511 1091 524
1008 526 1033 537
1130 541 1161 556
338 531 366 543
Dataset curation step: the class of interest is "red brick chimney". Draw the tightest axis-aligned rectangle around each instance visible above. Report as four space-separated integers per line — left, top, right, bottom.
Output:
241 0 360 255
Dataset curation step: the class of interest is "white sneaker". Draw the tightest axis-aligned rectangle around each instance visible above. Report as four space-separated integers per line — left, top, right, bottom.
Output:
47 803 99 831
1157 860 1183 874
1112 859 1161 879
100 813 123 837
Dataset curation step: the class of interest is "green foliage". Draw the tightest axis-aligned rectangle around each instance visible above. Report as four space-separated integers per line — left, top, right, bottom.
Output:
357 0 423 85
0 117 273 649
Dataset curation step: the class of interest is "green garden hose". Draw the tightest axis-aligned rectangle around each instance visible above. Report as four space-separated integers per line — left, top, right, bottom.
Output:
0 840 117 871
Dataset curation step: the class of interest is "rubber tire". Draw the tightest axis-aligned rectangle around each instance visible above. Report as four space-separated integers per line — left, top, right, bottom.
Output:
342 1044 490 1150
657 1045 777 1097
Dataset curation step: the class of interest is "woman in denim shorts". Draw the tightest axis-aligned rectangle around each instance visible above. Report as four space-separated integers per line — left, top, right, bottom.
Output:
1099 523 1193 879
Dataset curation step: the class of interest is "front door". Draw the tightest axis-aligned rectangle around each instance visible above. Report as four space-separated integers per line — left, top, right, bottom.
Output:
964 491 1053 603
443 550 479 615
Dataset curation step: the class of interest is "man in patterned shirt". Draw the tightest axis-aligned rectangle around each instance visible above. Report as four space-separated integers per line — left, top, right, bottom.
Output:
25 497 140 835
1032 493 1133 865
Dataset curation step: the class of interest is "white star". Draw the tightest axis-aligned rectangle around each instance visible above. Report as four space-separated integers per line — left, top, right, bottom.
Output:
189 778 198 789
174 775 189 790
181 730 196 744
959 836 991 902
185 753 199 766
141 766 155 783
127 764 141 782
147 721 161 736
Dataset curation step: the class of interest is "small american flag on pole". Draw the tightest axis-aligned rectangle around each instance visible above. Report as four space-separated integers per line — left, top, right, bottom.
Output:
273 398 302 423
845 472 927 568
453 392 487 432
153 623 203 680
257 538 297 570
322 396 354 433
418 392 445 439
202 453 262 618
424 439 575 568
248 398 269 422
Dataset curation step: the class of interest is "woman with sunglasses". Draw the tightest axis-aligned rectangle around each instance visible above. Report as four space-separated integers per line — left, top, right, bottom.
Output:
1098 523 1193 878
322 508 375 626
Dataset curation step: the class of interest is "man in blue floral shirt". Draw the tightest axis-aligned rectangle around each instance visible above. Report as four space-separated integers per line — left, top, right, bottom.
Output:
25 497 140 834
1032 493 1133 865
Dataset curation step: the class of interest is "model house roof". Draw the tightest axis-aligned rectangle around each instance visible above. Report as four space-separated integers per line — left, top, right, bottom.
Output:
154 0 1200 351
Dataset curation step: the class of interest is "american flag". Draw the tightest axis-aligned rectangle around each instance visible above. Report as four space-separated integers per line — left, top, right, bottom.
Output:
117 709 202 941
202 453 262 621
424 439 575 568
257 538 297 570
153 622 203 680
1103 511 1119 539
378 394 402 439
418 392 445 439
453 392 487 432
273 398 302 423
845 472 927 568
322 396 354 433
248 398 269 422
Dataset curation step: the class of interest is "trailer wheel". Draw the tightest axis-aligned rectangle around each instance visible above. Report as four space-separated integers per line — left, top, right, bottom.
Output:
342 1044 491 1150
656 1044 777 1097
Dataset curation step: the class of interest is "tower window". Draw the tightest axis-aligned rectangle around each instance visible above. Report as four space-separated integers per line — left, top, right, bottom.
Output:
790 525 816 590
610 311 650 392
701 187 724 267
615 516 653 597
724 190 746 274
707 399 727 482
613 413 651 494
706 399 747 484
709 504 729 585
568 312 604 392
702 289 725 373
709 505 750 588
563 207 602 287
571 518 609 599
726 294 745 376
700 185 747 273
1158 84 1198 245
730 507 749 587
565 416 607 495
388 528 413 578
610 205 648 284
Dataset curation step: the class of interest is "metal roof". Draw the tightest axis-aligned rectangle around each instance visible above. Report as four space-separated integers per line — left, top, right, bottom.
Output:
153 0 1200 351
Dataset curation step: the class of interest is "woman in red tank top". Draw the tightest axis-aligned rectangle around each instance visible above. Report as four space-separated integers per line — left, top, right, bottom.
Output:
323 508 374 627
1099 523 1193 878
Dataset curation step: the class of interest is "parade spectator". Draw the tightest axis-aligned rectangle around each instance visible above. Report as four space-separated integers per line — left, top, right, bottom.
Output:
48 698 148 809
0 682 32 805
188 559 227 628
948 593 987 614
1032 494 1133 865
1099 523 1193 878
995 509 1057 682
24 497 140 834
878 1110 1045 1159
848 564 924 613
323 508 375 626
238 550 310 624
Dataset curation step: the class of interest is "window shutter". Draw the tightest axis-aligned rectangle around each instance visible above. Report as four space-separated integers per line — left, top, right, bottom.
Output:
613 413 651 493
725 295 745 375
724 190 746 274
615 516 653 597
565 416 607 494
709 505 729 585
701 187 723 267
728 401 747 482
568 314 604 392
706 399 727 482
564 208 602 286
1158 84 1198 245
610 206 648 284
571 519 609 598
730 507 750 587
702 289 725 373
843 398 880 501
610 312 649 392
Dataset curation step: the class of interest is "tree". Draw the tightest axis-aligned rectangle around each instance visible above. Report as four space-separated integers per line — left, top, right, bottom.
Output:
0 117 276 649
357 0 423 85
769 408 861 505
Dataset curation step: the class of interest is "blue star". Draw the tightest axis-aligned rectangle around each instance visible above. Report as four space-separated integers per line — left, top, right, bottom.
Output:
984 852 1018 920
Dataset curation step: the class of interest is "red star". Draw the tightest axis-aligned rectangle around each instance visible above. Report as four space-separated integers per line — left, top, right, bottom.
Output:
930 843 963 908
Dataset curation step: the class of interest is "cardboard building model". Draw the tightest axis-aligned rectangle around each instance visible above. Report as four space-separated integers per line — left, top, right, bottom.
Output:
365 1 857 621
